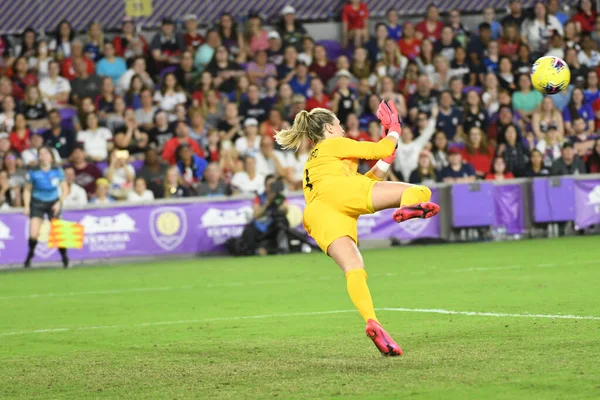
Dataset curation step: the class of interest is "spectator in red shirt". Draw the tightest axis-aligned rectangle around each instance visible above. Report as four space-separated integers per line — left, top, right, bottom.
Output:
398 22 421 60
305 78 330 111
8 114 31 153
260 109 286 139
416 5 444 42
345 113 372 142
592 96 600 128
499 23 521 60
61 39 95 81
183 14 204 52
572 0 597 33
69 146 103 196
162 121 204 165
10 57 38 96
309 45 337 86
246 13 269 57
342 0 369 48
461 127 495 178
112 18 149 62
485 156 515 180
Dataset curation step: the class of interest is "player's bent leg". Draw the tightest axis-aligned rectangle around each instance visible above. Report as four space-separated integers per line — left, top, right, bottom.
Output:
371 181 439 223
327 236 402 356
371 181 412 211
25 217 42 268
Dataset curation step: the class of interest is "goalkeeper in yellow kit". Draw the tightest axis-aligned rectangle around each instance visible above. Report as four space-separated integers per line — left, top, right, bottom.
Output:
275 101 439 356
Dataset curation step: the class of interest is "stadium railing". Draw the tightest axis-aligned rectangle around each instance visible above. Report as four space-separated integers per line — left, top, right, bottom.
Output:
1 174 599 268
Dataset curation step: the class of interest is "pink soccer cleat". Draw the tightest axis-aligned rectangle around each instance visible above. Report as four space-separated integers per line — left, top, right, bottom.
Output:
392 202 440 223
365 319 403 356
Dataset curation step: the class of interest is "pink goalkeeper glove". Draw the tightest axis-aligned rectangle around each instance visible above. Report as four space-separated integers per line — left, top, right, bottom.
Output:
376 100 402 136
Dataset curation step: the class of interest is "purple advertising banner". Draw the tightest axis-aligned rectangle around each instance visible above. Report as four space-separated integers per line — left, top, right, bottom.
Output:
574 179 600 229
3 177 598 265
451 183 495 228
0 190 441 265
357 188 441 241
0 204 211 264
494 184 526 234
532 178 576 223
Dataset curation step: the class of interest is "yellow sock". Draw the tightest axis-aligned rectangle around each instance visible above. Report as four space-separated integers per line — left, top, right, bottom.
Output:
345 269 379 323
400 185 432 206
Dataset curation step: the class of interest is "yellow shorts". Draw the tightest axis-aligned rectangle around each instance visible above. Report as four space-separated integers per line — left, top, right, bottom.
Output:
303 175 376 253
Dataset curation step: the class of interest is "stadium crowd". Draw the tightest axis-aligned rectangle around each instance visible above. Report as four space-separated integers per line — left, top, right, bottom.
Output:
1 0 600 209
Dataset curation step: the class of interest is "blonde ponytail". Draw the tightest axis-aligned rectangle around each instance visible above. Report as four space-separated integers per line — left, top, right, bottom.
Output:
275 108 335 151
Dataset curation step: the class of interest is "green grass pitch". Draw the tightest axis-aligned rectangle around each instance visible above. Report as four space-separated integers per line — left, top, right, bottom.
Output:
1 237 599 399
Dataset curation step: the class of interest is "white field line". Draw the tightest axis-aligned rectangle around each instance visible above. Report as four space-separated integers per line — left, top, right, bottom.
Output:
454 259 599 272
1 307 599 337
379 308 600 321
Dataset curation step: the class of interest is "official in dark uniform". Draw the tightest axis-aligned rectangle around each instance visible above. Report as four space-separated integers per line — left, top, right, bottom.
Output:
22 146 70 268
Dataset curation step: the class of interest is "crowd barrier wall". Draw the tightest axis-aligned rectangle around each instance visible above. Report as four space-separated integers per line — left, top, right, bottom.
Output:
1 175 599 266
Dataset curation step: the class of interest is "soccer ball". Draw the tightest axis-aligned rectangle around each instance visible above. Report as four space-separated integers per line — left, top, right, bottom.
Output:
530 56 571 95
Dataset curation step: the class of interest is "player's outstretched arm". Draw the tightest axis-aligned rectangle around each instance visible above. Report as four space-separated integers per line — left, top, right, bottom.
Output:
364 101 402 181
337 100 402 161
335 135 398 161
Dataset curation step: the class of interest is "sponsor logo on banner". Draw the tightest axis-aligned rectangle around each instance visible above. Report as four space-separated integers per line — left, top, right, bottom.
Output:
357 214 378 236
0 220 12 255
80 213 136 252
149 207 187 251
200 206 252 245
399 218 431 237
588 185 600 213
357 210 432 238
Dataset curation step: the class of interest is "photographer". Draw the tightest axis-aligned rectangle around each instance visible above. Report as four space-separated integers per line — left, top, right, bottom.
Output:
240 175 291 256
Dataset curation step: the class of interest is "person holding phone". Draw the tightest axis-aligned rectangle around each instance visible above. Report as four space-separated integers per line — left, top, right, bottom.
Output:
103 149 135 199
23 147 70 268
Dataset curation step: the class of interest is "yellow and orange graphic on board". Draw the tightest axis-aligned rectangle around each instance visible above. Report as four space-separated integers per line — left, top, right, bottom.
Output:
47 219 85 249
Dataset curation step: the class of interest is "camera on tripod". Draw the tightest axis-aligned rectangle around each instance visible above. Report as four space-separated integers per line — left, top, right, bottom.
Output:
268 178 286 209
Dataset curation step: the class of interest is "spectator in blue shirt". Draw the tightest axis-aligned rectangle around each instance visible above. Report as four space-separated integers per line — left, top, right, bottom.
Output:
83 22 104 62
584 70 600 103
436 90 463 141
482 40 500 74
288 61 311 97
483 7 502 39
548 0 569 26
385 9 402 40
467 23 492 63
563 87 595 136
440 147 477 182
176 143 208 187
96 42 127 84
